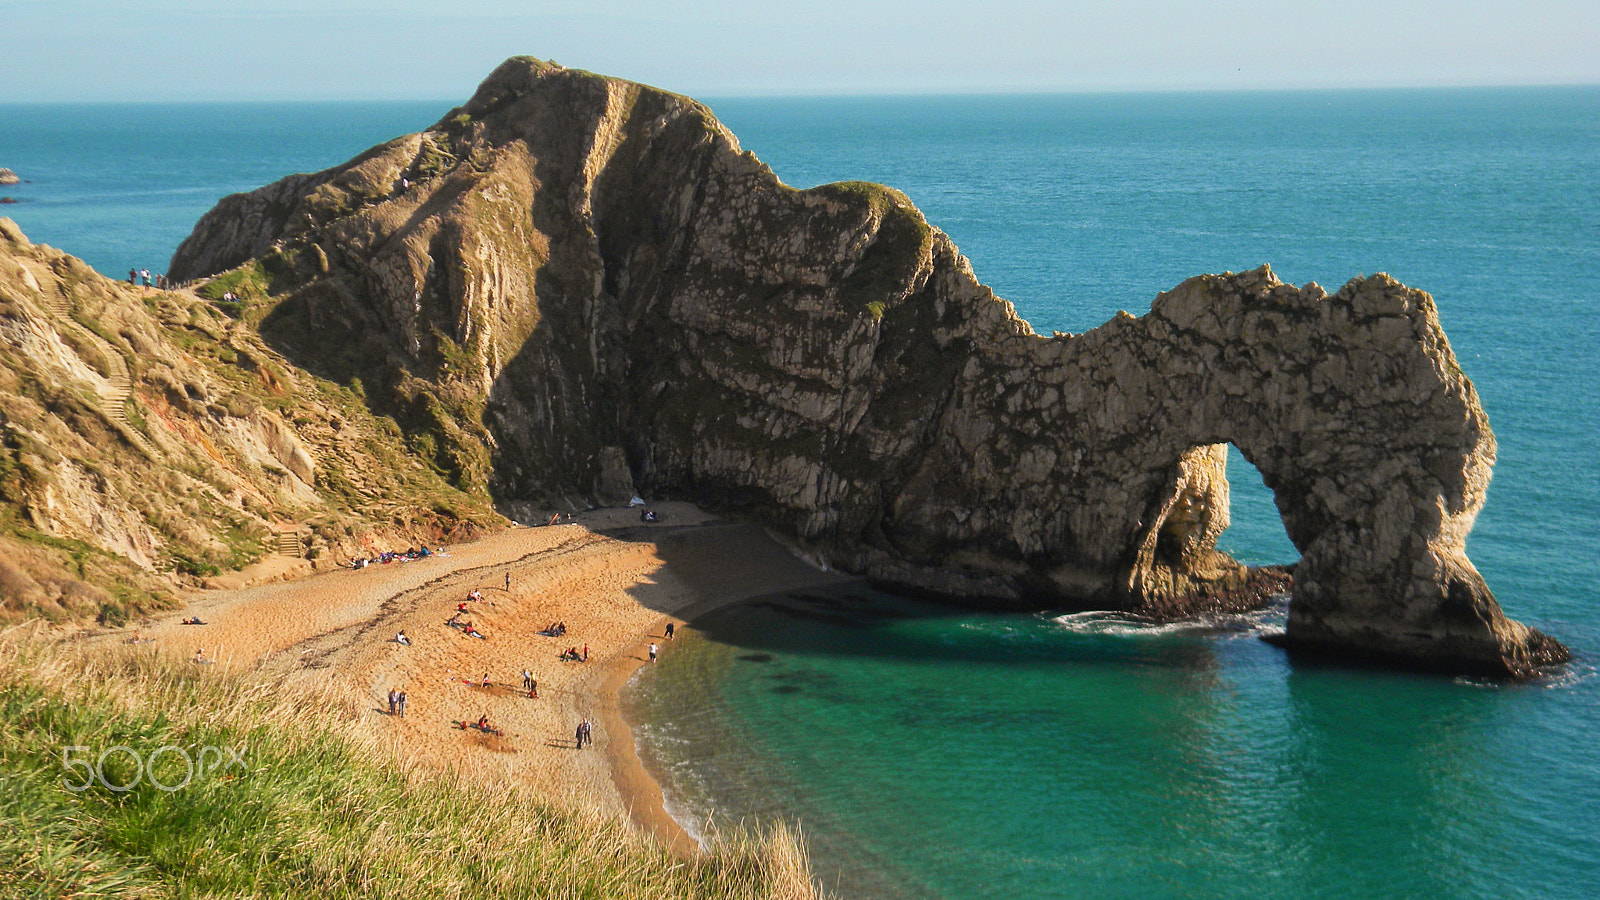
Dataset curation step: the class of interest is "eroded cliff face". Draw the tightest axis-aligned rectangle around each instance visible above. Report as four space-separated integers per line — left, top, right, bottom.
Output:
170 56 1566 675
0 218 496 623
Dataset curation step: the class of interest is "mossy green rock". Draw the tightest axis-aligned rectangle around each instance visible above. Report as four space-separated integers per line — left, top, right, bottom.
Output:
169 58 1565 676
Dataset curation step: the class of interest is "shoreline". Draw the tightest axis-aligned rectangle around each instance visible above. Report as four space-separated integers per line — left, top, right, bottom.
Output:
76 503 849 857
590 525 857 856
598 613 698 854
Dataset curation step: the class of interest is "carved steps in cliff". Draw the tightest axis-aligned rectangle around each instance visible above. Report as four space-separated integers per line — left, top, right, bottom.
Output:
39 285 157 458
274 530 305 559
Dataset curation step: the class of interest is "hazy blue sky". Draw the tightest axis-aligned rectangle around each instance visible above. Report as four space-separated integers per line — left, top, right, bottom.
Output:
4 0 1598 101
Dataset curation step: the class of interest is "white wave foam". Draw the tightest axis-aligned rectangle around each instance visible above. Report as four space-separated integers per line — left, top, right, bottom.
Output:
1454 659 1599 691
659 794 711 851
1050 606 1285 638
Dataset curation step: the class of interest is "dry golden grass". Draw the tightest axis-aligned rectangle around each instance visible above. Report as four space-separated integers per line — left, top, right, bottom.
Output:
0 626 824 899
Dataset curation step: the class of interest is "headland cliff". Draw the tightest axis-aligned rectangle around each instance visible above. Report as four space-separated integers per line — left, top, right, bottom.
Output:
167 57 1565 676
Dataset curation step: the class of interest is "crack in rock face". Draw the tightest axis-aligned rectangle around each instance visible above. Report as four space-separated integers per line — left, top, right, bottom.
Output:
169 56 1567 677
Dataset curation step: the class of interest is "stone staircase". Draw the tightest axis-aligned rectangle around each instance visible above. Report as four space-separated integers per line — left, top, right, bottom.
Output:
40 285 155 457
274 530 305 558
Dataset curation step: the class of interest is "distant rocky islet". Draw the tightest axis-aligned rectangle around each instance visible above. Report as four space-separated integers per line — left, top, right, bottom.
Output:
1 168 22 204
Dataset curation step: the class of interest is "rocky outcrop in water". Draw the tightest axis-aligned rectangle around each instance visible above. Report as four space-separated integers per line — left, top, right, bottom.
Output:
0 170 19 186
169 57 1567 675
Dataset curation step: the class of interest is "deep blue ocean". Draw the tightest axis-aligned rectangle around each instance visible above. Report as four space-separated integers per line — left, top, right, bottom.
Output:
2 87 1597 899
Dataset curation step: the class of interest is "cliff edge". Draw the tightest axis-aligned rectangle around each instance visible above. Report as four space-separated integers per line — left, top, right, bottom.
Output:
169 57 1567 676
0 218 497 624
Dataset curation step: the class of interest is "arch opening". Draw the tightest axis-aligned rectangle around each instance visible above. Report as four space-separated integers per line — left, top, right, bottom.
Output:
1214 443 1298 569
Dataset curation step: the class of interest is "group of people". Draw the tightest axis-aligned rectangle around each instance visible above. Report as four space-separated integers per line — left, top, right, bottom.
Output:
127 267 170 290
446 608 488 639
457 714 501 736
349 546 443 568
388 581 611 755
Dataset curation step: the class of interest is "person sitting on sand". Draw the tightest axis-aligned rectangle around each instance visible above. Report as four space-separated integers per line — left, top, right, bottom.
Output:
468 589 482 602
193 648 209 664
446 611 462 626
463 624 486 639
481 672 491 688
458 602 469 613
395 631 410 645
476 714 490 731
556 621 566 636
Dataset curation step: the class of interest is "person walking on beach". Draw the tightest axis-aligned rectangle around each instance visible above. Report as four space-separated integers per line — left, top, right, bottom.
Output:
575 719 586 749
521 668 532 691
139 268 151 288
665 622 675 640
582 644 589 661
648 642 658 663
387 688 397 716
504 571 511 592
398 691 407 717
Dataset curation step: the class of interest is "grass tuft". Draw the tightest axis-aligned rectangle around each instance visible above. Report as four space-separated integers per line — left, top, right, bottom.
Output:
0 630 824 899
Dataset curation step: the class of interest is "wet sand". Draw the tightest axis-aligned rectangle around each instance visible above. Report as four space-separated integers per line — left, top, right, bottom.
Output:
100 502 850 851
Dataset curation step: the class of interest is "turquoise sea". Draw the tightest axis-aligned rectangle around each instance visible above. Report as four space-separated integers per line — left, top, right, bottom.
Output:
3 87 1597 899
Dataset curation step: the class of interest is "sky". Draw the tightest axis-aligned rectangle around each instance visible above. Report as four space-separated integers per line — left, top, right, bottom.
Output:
3 0 1598 101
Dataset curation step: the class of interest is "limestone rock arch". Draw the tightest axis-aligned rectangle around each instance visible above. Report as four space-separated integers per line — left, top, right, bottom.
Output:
1008 266 1565 674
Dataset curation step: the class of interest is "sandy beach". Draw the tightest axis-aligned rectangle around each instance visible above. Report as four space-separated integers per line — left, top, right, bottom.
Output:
90 502 850 852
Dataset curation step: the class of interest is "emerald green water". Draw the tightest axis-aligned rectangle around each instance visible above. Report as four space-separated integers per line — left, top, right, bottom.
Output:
626 588 1594 900
3 88 1593 900
622 89 1598 899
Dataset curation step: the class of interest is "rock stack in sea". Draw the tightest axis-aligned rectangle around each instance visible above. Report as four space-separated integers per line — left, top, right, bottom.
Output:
168 56 1567 676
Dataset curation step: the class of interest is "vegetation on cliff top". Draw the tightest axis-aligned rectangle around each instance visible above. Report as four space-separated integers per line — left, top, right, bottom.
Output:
0 633 822 899
0 227 501 627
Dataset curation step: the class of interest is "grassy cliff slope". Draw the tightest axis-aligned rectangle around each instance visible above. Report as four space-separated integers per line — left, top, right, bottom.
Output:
0 218 501 625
